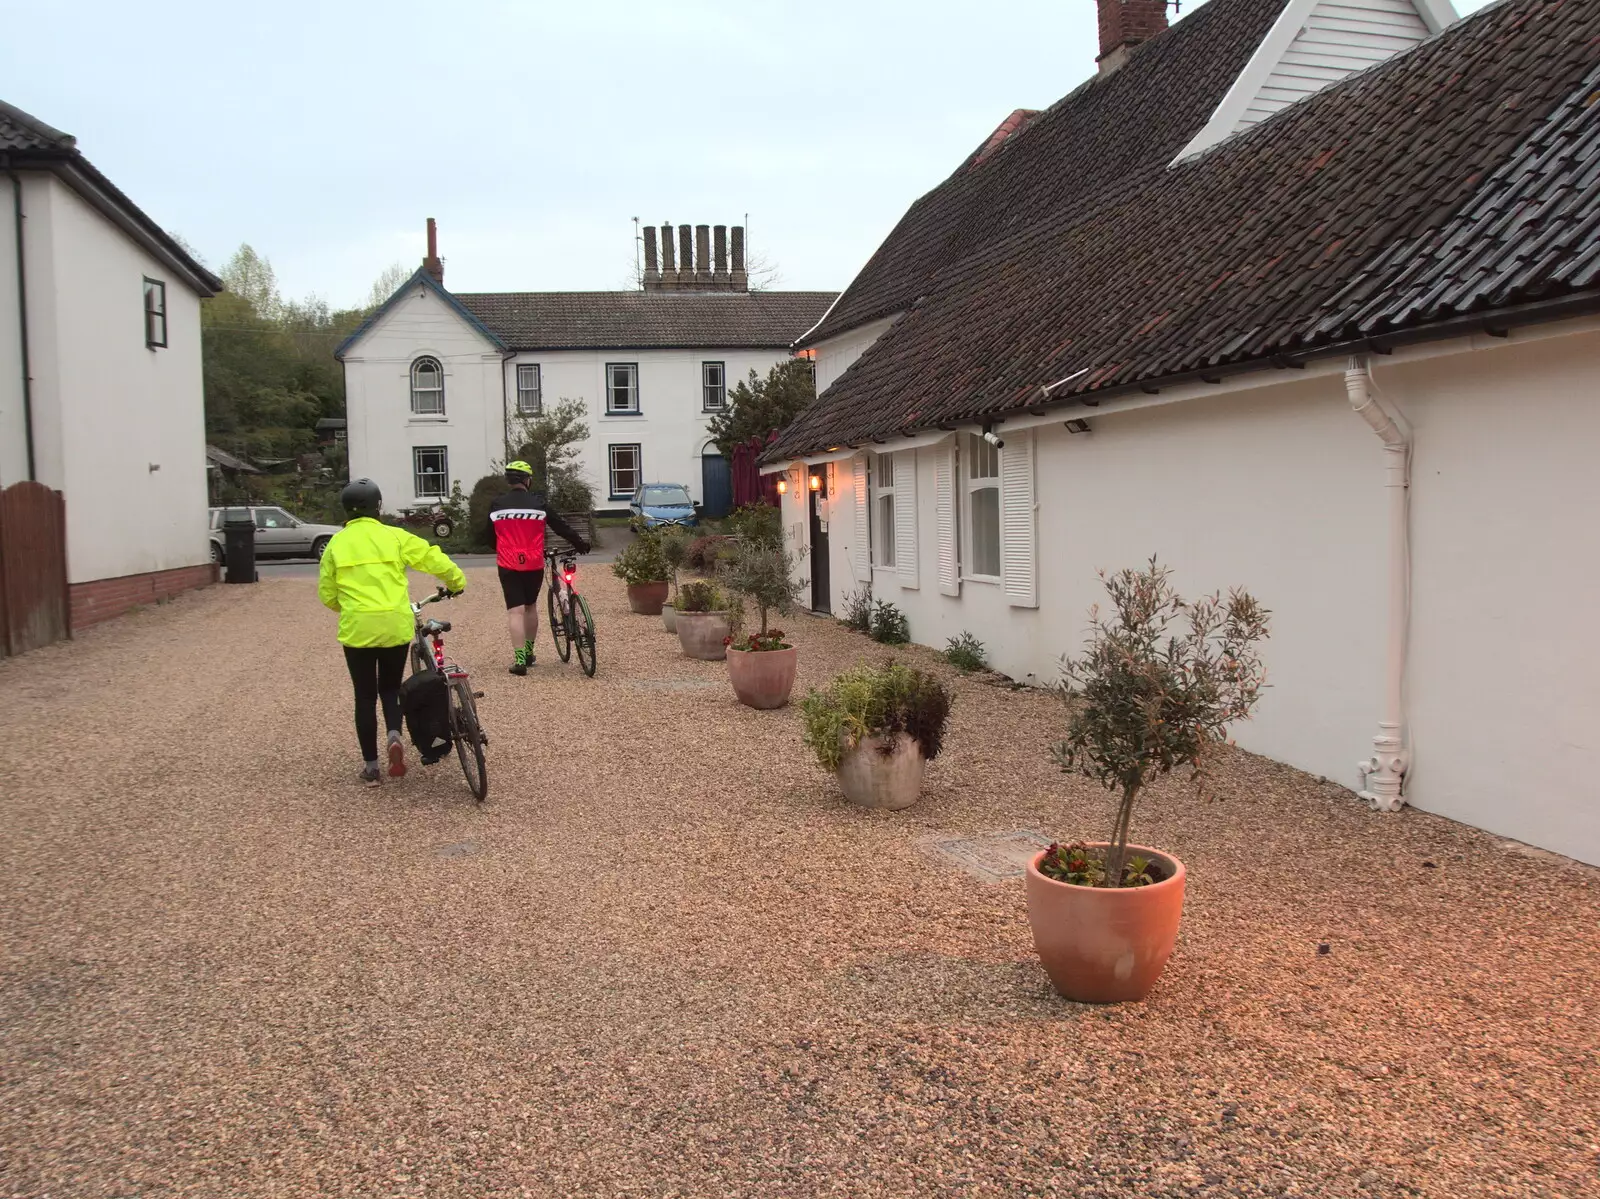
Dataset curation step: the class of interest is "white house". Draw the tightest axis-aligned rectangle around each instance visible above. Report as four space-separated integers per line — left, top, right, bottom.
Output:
765 0 1600 865
336 221 835 516
0 99 221 646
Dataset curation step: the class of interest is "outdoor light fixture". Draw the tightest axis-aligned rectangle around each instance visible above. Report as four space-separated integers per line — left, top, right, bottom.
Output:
982 427 1005 449
1065 418 1091 435
809 473 821 492
776 477 788 495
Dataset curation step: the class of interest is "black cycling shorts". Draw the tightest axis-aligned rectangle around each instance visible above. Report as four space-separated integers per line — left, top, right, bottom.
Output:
498 567 544 610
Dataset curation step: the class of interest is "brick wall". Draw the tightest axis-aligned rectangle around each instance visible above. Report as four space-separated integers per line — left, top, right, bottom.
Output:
1098 0 1169 62
70 563 220 631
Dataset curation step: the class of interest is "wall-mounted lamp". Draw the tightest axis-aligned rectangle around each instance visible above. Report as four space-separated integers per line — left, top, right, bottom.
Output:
1064 419 1091 435
776 477 788 495
808 473 821 492
981 427 1005 449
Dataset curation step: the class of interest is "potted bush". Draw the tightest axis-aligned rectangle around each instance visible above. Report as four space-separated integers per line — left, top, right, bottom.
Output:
676 580 736 660
1031 558 1269 1004
611 526 669 615
659 526 692 633
801 660 952 810
720 541 807 709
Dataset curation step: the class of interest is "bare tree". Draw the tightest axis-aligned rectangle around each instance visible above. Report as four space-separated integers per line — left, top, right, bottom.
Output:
365 262 413 310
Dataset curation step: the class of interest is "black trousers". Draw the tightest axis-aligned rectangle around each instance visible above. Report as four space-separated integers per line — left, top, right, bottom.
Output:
343 644 409 763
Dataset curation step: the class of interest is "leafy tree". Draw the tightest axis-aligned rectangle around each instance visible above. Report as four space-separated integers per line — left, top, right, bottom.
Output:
706 358 816 457
508 397 595 512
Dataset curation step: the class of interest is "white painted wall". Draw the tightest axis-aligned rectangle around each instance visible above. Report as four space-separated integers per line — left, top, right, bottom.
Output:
343 283 796 511
0 179 24 488
787 321 1600 865
6 176 209 582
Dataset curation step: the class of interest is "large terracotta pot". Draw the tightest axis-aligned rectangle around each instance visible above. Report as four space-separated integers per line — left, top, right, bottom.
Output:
1024 844 1186 1004
677 610 732 660
726 645 797 709
627 581 669 615
835 732 925 810
662 604 678 633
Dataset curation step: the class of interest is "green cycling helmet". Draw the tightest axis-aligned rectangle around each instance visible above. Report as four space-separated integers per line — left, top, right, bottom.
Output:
504 460 533 485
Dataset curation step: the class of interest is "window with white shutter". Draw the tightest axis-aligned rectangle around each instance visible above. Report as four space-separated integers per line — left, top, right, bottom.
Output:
871 453 896 569
1000 431 1038 608
852 455 870 580
894 450 918 589
964 433 1001 580
935 439 960 596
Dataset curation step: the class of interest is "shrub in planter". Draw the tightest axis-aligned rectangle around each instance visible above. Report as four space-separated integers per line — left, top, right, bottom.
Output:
687 534 733 573
676 580 736 660
1029 557 1270 1003
801 660 952 810
612 531 669 615
721 541 807 709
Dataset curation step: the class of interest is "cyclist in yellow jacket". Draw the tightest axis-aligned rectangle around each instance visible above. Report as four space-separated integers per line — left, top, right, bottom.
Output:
318 478 468 786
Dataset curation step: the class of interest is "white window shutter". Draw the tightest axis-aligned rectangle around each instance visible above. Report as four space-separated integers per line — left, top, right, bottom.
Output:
1001 431 1038 609
894 450 919 589
852 454 870 580
934 440 959 597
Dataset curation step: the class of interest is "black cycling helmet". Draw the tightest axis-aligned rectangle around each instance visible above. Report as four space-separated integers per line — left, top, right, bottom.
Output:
340 478 383 519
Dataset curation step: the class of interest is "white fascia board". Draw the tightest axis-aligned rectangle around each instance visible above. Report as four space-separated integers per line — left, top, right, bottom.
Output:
761 427 957 474
1416 0 1459 35
1172 0 1321 165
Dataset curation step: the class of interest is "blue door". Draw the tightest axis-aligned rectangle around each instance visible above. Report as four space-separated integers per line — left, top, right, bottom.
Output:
701 453 732 519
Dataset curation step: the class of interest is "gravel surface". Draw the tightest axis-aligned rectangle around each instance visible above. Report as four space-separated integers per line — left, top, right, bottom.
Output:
2 571 1597 1198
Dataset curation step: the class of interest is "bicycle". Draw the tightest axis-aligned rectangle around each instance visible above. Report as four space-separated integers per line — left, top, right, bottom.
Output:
544 547 596 677
409 588 489 801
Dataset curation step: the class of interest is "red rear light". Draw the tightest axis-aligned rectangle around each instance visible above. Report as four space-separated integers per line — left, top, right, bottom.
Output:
563 570 574 582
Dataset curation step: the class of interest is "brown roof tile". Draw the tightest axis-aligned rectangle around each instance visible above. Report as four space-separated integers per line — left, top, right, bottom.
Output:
772 0 1600 461
454 290 838 351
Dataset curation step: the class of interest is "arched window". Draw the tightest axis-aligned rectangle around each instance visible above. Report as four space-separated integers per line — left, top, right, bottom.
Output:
410 356 444 415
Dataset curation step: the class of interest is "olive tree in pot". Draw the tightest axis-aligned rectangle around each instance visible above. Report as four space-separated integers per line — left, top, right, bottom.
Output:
801 660 952 810
658 526 692 633
720 541 807 709
676 580 737 660
611 526 669 615
1030 558 1269 1003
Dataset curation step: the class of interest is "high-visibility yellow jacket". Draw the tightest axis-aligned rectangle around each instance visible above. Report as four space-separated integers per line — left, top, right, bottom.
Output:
317 518 468 648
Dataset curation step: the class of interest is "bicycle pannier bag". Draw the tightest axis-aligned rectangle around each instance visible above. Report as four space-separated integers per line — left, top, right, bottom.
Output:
400 669 453 764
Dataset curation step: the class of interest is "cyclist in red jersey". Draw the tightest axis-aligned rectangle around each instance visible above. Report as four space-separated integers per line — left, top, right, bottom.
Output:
488 460 590 675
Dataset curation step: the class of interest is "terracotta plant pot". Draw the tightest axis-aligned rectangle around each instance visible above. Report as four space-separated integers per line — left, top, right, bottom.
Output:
1024 844 1186 1004
662 604 678 633
835 732 925 810
726 645 797 709
677 610 732 660
627 581 669 615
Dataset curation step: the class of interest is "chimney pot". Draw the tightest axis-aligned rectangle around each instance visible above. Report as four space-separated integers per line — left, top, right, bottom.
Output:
694 225 711 287
643 226 660 288
730 226 747 291
1097 0 1169 74
660 221 677 288
678 224 693 285
423 217 444 286
713 225 728 288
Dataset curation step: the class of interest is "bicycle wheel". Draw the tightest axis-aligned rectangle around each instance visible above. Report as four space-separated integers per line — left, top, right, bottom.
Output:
547 582 572 662
572 594 597 677
449 680 488 802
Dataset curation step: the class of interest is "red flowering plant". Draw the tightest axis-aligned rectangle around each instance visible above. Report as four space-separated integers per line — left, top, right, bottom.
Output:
725 628 788 652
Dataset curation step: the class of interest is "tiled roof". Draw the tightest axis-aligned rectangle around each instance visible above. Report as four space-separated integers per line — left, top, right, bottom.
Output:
771 0 1600 461
796 0 1292 346
453 290 838 351
0 98 222 296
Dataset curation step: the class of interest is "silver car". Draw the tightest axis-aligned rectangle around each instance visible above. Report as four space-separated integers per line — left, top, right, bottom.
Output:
208 506 343 563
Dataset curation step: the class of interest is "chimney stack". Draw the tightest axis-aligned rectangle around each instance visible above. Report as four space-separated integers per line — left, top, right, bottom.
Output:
643 225 660 284
423 217 444 285
660 222 677 285
1097 0 1169 75
678 225 693 286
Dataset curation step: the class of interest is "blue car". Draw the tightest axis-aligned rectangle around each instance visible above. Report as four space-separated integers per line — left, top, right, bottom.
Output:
630 483 698 529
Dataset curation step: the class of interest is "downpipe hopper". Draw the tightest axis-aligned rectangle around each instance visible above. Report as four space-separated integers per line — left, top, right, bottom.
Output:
1346 356 1410 812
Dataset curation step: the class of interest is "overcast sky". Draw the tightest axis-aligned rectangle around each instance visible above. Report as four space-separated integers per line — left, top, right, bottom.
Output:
4 0 1497 306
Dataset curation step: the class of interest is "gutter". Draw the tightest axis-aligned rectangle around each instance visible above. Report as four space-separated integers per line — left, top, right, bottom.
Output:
1345 357 1411 812
3 161 35 481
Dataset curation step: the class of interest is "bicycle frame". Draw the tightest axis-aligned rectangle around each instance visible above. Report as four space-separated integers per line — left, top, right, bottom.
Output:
545 549 579 606
411 591 468 680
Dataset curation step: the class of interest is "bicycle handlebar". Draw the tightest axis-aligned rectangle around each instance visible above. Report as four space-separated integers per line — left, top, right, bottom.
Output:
411 586 461 615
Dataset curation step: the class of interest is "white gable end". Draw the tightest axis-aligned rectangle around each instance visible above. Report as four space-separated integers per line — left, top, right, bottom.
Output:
1174 0 1456 163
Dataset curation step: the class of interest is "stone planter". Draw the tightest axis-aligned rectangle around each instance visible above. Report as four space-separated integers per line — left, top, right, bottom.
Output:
627 581 669 615
662 603 678 633
835 732 926 810
677 610 732 660
726 645 797 709
1024 844 1186 1004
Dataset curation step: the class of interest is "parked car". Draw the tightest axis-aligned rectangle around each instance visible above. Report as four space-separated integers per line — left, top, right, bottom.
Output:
208 506 344 563
629 483 698 529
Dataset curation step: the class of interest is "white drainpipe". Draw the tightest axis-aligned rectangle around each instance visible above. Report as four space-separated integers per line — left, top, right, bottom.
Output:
1345 356 1410 811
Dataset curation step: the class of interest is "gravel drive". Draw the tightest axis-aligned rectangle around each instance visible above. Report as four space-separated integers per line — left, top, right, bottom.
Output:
2 570 1597 1198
